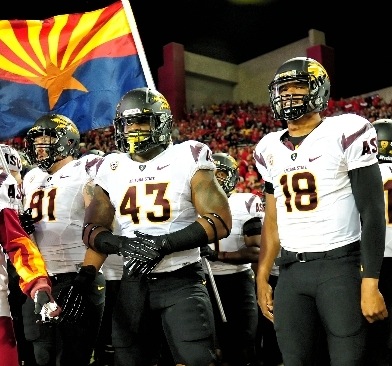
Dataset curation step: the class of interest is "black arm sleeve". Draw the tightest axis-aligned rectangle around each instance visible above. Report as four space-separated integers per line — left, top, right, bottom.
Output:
165 221 209 253
264 181 274 194
349 163 385 278
243 217 262 236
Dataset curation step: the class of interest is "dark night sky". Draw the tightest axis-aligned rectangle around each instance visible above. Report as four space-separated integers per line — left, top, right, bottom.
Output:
3 0 390 100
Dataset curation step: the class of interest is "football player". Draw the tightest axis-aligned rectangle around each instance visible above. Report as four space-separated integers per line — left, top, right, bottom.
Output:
254 57 387 365
82 87 232 366
22 114 106 366
365 118 392 365
0 144 60 366
200 152 263 365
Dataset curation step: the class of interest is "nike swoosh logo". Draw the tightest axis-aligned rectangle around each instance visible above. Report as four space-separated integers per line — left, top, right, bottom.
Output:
97 286 105 291
309 155 322 162
60 175 70 178
157 164 170 170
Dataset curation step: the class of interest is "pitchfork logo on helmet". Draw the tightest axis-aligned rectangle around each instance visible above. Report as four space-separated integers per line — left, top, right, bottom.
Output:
113 87 173 155
152 94 170 111
373 119 392 163
25 114 80 172
269 57 330 122
212 153 239 196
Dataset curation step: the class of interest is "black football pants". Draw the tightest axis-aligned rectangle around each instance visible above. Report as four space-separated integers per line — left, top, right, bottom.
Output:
274 253 366 366
112 261 217 366
206 269 259 366
22 272 105 366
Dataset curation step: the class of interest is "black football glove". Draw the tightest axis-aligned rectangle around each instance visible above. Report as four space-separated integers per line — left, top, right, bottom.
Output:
33 290 61 324
56 265 96 323
200 245 219 262
94 231 163 277
124 231 177 277
19 208 35 235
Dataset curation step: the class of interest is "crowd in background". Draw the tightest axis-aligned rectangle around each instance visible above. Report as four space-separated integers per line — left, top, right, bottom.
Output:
2 93 389 200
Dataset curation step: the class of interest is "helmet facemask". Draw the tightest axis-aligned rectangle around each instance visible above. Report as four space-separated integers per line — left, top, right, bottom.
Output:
212 153 240 196
114 112 172 154
26 129 59 171
114 88 173 155
269 57 330 122
26 116 80 172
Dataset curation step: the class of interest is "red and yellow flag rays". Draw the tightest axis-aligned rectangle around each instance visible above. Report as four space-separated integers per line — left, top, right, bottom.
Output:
0 1 136 109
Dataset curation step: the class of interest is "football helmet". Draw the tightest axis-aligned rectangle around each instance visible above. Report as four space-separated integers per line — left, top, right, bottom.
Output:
212 153 239 196
113 87 173 154
373 119 392 163
25 114 80 171
18 150 33 178
269 57 330 121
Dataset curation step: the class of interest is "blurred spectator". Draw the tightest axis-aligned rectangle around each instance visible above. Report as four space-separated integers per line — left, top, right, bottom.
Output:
2 93 392 203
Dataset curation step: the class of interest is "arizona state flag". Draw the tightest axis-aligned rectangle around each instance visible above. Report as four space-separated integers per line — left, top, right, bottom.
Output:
0 1 147 140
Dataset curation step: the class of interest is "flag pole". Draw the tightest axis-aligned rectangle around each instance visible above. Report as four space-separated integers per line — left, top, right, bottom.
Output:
202 257 227 322
120 0 156 89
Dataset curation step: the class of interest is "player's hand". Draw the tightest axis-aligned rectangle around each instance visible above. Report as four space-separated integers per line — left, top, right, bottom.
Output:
33 290 61 324
56 266 97 323
93 231 123 254
19 208 35 235
200 245 219 261
94 231 162 259
121 231 166 277
361 278 388 323
256 276 274 323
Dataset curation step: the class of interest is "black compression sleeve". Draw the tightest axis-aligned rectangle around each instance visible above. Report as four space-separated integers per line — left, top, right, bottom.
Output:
264 181 274 194
243 217 262 236
349 163 385 278
165 221 208 253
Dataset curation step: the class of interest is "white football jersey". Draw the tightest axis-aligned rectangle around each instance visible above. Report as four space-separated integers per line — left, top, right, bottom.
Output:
0 173 22 317
0 172 21 212
378 163 392 257
254 114 378 252
208 192 264 275
22 155 103 275
101 254 123 281
94 140 216 273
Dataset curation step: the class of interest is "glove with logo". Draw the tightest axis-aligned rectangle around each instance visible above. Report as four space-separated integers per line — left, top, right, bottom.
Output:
124 231 183 277
56 265 97 323
200 245 219 262
19 208 35 235
93 222 209 277
30 278 61 324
